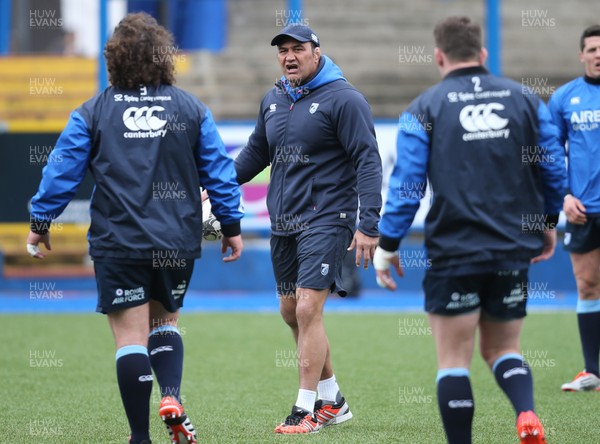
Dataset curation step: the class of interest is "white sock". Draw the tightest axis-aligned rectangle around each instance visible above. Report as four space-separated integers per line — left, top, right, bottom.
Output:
295 389 317 413
317 374 340 402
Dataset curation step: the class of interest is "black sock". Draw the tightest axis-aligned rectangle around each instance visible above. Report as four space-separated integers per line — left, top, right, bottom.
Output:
493 354 534 416
116 346 153 442
436 369 474 444
148 325 184 401
577 310 600 376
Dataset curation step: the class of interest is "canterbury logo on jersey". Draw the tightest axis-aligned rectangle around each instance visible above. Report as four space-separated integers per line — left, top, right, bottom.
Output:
122 106 168 138
459 102 510 142
138 374 154 382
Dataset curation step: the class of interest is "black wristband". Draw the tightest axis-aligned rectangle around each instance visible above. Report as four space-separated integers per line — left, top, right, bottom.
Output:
220 221 241 238
546 214 559 229
379 235 401 252
30 220 50 235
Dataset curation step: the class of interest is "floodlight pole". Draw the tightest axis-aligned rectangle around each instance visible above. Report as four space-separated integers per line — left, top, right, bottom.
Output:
486 0 502 75
0 0 11 54
289 0 303 22
98 0 108 91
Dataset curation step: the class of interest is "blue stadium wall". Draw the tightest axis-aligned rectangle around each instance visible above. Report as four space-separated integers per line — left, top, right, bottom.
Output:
0 236 578 294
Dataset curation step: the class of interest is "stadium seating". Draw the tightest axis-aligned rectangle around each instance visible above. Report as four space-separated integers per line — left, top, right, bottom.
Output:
177 0 589 119
0 56 96 132
0 223 91 277
0 1 591 125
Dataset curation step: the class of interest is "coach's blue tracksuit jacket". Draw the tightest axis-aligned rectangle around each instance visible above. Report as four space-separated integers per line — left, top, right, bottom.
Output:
235 55 382 237
379 66 567 273
549 76 600 213
30 84 243 260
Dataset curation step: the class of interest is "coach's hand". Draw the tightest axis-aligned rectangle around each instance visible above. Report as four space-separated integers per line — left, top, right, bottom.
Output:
563 195 587 225
374 246 403 291
531 229 556 264
26 231 51 259
348 230 379 269
222 235 243 262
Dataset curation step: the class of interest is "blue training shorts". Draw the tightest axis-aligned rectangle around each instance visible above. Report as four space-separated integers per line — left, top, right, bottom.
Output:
423 268 529 319
94 259 194 314
564 215 600 254
270 225 353 297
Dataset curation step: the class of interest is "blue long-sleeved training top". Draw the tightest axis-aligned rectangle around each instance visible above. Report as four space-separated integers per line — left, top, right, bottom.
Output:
549 76 600 213
235 55 382 237
379 66 567 274
30 84 243 259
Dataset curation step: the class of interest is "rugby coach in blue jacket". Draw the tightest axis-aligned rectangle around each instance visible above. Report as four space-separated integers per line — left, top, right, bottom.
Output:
27 12 243 444
374 16 566 444
235 24 382 434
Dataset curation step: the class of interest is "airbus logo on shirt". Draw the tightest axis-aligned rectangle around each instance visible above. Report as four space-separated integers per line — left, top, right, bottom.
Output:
570 110 600 131
122 106 168 138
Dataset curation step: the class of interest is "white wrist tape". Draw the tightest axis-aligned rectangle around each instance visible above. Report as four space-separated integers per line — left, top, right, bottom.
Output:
373 246 396 271
27 243 41 257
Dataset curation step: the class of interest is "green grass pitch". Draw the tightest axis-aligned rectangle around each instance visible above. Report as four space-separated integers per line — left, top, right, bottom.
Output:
2 311 600 443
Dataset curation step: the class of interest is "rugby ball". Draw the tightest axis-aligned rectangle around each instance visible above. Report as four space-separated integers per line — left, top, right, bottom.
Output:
202 198 222 241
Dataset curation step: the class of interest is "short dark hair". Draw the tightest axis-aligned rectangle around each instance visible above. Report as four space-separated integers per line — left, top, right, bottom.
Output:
104 12 176 89
580 24 600 51
434 16 482 62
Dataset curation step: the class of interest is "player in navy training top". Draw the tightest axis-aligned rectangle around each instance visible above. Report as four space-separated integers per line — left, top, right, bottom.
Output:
374 17 566 444
549 24 600 392
27 13 243 444
235 24 382 434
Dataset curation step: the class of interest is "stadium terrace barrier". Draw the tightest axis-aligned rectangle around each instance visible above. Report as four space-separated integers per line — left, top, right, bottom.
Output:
0 233 578 295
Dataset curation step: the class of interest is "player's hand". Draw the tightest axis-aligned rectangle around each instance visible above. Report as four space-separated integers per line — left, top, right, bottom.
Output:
373 246 404 291
563 195 587 225
201 189 209 202
221 234 243 262
348 230 379 269
530 229 556 264
26 231 51 259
